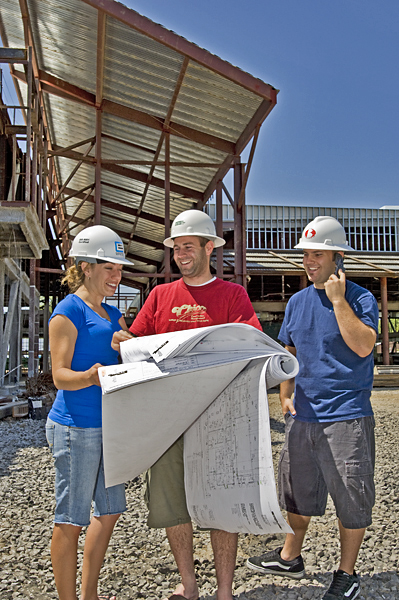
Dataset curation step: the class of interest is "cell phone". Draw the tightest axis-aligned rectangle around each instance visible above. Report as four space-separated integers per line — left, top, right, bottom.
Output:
334 253 345 275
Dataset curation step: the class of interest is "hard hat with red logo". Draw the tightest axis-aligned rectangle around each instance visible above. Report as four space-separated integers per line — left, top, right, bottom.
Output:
295 216 353 252
163 209 225 248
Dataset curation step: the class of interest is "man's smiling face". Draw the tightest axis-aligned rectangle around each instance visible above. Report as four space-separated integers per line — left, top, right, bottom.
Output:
173 236 213 282
303 249 337 288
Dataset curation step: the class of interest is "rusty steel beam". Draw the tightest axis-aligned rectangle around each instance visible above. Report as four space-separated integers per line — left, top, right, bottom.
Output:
234 159 247 288
8 2 67 246
102 99 235 155
48 137 96 156
35 267 64 274
216 180 224 279
82 0 278 102
201 155 235 208
100 159 223 167
102 133 157 155
51 144 203 201
58 186 95 235
16 68 236 155
53 141 96 204
0 48 27 62
126 253 160 267
122 272 182 280
68 216 164 251
38 69 95 105
62 186 171 226
96 10 106 107
95 108 102 224
235 97 276 156
237 124 260 211
164 132 171 282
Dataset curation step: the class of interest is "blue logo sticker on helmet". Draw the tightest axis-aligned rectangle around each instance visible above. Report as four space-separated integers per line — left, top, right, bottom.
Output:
115 241 124 254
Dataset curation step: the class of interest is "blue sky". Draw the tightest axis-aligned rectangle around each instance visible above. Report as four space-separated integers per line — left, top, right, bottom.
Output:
125 0 399 209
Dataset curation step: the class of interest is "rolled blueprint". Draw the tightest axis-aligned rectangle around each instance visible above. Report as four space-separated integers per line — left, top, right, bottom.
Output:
99 321 298 536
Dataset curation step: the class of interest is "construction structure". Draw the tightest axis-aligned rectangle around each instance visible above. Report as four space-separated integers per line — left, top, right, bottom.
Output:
0 0 278 385
1 1 398 388
207 203 399 365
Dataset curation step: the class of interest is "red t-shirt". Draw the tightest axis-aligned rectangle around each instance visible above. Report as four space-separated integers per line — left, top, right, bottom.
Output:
129 278 262 336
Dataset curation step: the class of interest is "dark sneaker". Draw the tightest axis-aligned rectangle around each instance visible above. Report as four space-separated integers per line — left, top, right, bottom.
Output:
246 546 305 579
322 570 360 600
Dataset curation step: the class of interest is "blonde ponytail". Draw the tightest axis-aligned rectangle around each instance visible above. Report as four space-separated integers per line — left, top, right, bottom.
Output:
61 262 92 293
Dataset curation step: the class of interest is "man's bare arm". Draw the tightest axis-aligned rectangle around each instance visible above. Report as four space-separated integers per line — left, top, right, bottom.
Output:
324 270 376 357
280 345 297 416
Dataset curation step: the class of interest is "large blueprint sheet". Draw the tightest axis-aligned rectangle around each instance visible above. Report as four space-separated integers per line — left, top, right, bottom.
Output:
99 323 298 533
185 359 291 534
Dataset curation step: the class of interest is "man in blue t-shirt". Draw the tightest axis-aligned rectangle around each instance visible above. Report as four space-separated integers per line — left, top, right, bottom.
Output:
247 216 379 600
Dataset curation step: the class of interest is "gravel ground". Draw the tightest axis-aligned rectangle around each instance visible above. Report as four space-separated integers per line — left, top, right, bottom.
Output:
0 389 398 600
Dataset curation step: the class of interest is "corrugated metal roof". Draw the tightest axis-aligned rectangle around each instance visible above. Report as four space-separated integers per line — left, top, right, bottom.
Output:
1 0 278 287
221 250 399 278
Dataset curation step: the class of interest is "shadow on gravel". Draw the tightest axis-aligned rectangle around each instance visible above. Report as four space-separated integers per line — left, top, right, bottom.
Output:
0 418 48 478
269 416 285 435
232 569 399 600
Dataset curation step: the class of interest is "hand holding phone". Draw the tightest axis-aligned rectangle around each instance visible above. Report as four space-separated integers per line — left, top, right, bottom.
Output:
334 253 345 276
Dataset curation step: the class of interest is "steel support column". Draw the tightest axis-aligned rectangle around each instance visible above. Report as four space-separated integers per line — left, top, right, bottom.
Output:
216 180 223 278
31 101 38 211
233 159 247 288
12 135 17 201
95 108 102 224
1 279 19 384
28 259 36 376
380 277 390 365
8 280 22 384
164 132 171 283
43 273 50 372
0 263 5 386
299 273 308 289
25 46 32 204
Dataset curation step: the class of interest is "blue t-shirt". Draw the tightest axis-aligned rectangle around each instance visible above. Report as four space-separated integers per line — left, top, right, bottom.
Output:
278 280 379 423
48 294 122 428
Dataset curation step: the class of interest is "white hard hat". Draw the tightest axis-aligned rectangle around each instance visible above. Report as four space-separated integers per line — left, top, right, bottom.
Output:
163 210 225 248
69 225 133 265
295 216 353 252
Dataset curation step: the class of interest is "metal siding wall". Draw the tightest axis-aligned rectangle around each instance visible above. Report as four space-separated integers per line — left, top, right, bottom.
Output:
243 206 399 252
206 202 399 252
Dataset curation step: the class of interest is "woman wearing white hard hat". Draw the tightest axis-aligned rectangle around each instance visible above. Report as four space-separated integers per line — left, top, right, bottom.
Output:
46 225 131 600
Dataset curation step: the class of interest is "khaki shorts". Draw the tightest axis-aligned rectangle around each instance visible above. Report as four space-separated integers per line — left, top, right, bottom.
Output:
144 435 191 528
278 415 375 529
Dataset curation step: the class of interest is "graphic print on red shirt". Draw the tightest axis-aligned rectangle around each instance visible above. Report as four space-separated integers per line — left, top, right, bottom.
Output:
129 278 261 336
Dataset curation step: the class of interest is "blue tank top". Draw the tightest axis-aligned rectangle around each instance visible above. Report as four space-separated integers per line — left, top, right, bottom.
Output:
48 294 122 427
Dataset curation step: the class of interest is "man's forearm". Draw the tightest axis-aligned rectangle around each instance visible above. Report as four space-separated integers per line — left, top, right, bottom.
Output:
280 377 296 415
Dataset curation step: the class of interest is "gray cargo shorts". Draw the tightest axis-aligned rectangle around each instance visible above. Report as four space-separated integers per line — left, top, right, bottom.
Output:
278 414 375 529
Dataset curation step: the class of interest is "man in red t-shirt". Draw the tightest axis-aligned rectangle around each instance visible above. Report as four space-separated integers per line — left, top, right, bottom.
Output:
113 210 261 600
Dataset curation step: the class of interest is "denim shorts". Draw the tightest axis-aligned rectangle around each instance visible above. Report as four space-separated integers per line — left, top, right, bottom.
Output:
278 415 375 529
46 418 126 527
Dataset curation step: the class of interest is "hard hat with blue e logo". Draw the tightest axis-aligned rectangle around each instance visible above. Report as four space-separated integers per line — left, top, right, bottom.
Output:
69 225 132 265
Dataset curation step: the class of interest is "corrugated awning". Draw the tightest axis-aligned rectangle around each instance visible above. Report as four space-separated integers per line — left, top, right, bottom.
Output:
220 250 399 278
0 0 278 286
